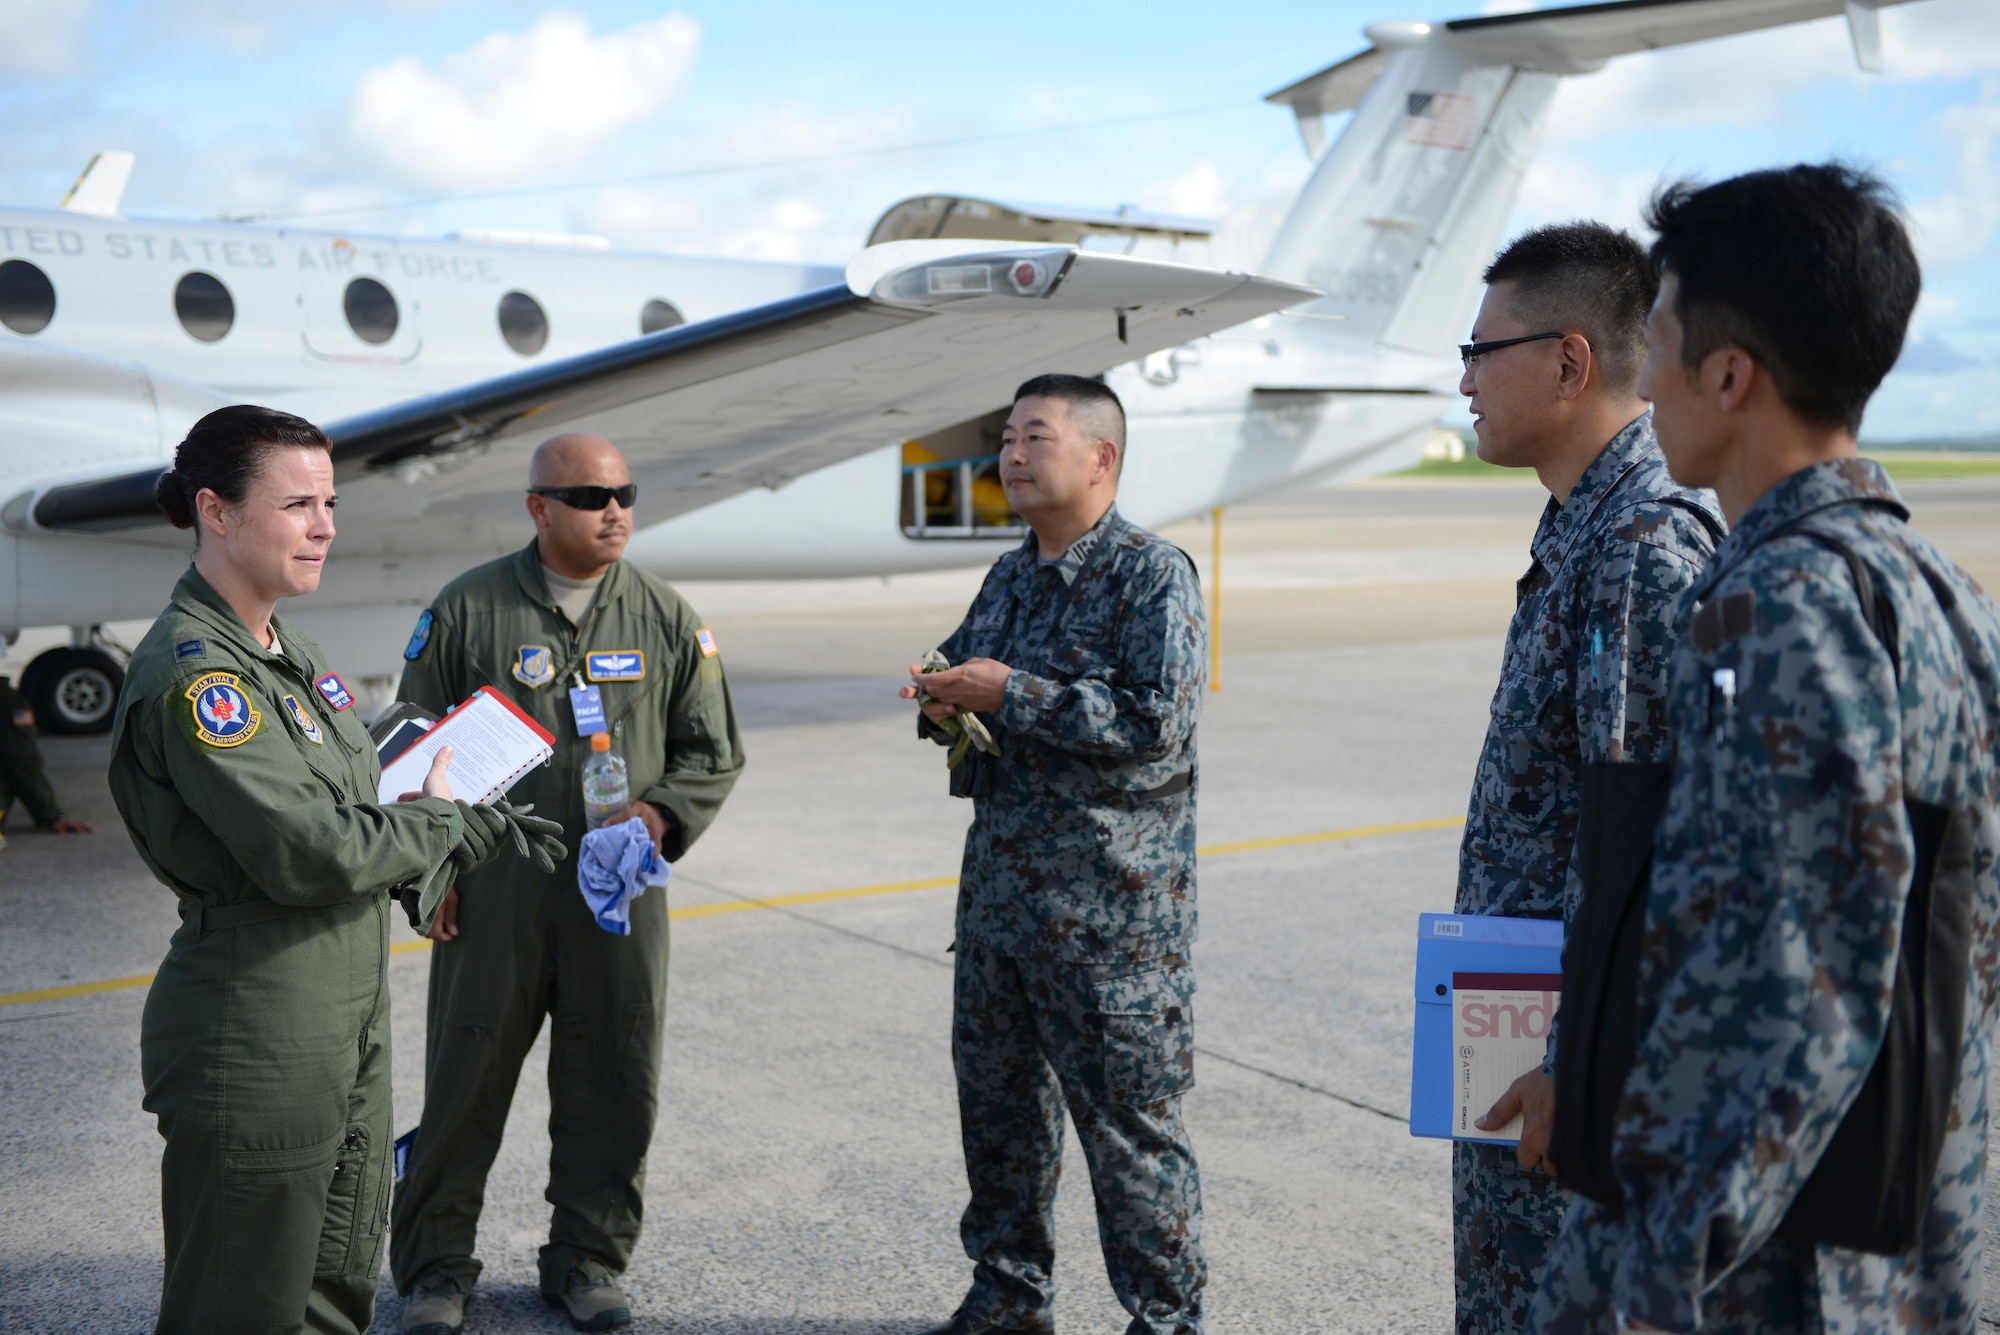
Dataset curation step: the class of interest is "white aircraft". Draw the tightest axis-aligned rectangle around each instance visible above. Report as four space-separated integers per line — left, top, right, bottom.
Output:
0 0 1915 730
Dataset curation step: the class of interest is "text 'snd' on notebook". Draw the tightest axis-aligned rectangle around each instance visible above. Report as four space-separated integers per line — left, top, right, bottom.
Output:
1410 912 1563 1143
376 686 555 806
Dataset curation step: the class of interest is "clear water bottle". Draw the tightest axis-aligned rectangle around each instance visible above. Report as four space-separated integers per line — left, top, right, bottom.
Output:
581 732 628 830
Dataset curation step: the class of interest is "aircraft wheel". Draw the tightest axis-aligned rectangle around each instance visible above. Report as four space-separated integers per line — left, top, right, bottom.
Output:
24 648 125 735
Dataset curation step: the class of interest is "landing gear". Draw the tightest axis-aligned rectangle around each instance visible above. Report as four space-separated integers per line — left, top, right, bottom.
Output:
21 629 127 735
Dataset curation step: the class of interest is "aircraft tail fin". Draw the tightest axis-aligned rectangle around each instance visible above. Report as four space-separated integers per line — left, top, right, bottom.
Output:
1259 0 1920 358
59 151 136 218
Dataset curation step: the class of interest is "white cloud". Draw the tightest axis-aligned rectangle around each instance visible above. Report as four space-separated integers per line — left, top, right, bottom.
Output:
1878 0 2000 80
1545 18 1861 144
347 11 700 191
1511 148 1658 235
1138 160 1228 218
576 102 921 262
1906 84 2000 267
0 0 93 76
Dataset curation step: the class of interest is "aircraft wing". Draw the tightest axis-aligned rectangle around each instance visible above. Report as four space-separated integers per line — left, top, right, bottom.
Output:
28 242 1311 549
1440 0 1915 73
1268 0 1917 152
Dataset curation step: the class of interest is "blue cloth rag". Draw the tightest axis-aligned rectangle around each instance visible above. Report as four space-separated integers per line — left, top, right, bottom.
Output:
577 816 670 935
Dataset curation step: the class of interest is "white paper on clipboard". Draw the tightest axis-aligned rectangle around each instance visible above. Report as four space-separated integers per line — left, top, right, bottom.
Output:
376 686 555 805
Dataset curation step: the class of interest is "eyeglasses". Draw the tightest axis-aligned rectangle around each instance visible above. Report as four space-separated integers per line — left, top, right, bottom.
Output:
1458 332 1568 369
528 484 638 511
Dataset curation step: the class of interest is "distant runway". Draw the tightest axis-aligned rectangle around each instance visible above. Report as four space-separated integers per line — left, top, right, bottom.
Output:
3 477 1997 1332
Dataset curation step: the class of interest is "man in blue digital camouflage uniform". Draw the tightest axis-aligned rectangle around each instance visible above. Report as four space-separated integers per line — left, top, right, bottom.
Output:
1449 224 1723 1333
1528 166 2000 1334
903 373 1206 1335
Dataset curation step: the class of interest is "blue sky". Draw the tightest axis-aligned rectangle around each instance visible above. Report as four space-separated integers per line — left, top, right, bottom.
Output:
3 0 1996 439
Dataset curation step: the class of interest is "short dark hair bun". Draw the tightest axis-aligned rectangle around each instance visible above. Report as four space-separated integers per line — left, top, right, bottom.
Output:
155 469 196 529
156 405 332 535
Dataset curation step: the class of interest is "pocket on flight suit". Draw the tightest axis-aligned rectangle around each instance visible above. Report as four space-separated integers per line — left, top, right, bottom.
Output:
1091 966 1196 1106
315 1122 371 1275
217 1128 344 1317
553 1012 596 1122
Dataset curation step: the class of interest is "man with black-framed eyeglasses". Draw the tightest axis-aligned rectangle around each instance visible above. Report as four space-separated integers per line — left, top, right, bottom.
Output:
389 432 745 1334
1445 224 1723 1334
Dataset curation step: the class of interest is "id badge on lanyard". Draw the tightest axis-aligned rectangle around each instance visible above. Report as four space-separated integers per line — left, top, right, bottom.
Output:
569 680 607 736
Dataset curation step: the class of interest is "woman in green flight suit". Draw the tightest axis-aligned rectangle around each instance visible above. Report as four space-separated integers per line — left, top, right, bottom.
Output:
107 406 560 1334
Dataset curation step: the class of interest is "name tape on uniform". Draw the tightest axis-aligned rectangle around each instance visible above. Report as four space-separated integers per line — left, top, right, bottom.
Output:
585 651 645 682
315 672 354 711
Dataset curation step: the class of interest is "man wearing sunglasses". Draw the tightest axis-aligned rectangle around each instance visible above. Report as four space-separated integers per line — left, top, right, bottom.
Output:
1447 224 1723 1334
389 432 745 1334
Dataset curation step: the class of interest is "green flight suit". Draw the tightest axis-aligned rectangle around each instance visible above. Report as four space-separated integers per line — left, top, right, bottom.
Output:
0 677 63 831
389 540 745 1296
108 567 476 1335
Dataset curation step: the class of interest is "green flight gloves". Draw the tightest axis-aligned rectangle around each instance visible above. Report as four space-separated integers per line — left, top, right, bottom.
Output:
401 797 571 932
916 649 1000 770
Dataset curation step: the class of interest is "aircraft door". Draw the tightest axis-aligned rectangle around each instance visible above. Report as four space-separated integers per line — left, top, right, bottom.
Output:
294 234 424 365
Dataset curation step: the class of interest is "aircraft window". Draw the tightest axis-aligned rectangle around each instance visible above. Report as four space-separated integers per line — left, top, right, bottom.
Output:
344 277 399 345
497 291 548 355
0 259 56 336
173 271 234 343
640 299 684 335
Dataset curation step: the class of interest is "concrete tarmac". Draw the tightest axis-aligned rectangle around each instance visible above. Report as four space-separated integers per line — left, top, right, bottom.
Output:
2 478 1997 1332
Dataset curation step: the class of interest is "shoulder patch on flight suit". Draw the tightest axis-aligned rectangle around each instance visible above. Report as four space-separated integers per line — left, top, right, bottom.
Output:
175 639 205 660
1692 591 1757 654
281 694 324 744
11 709 33 728
585 651 645 682
513 645 555 688
184 672 261 748
696 627 719 657
404 609 434 662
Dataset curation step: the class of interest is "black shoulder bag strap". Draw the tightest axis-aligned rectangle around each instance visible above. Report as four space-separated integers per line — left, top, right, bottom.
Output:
1552 511 1976 1257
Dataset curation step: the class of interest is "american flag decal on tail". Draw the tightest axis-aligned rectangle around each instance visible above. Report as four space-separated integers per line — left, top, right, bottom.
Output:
1404 92 1475 150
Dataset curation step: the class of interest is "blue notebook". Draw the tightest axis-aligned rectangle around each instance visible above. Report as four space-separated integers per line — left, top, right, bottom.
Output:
1409 912 1564 1142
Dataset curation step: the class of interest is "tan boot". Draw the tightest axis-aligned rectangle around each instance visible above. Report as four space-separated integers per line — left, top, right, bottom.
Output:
400 1274 468 1335
543 1258 633 1331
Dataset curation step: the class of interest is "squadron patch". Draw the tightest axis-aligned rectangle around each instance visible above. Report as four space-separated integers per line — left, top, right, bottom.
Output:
513 645 556 688
585 651 645 682
404 609 435 662
696 627 719 658
282 695 324 744
184 672 261 748
314 672 355 711
175 639 205 661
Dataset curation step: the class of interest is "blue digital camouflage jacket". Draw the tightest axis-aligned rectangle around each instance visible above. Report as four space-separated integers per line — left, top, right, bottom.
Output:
1456 413 1723 938
1530 458 2000 1334
934 505 1206 964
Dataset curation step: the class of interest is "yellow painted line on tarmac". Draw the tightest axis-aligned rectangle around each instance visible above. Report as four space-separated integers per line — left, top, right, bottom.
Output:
0 972 160 1007
0 816 1463 1009
1197 816 1465 857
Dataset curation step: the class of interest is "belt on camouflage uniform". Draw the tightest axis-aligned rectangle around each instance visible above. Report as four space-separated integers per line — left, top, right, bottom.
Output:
1136 770 1193 801
178 896 347 935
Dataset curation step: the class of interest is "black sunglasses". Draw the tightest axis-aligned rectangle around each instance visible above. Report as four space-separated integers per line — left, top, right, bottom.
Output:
1458 331 1568 369
528 484 638 511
